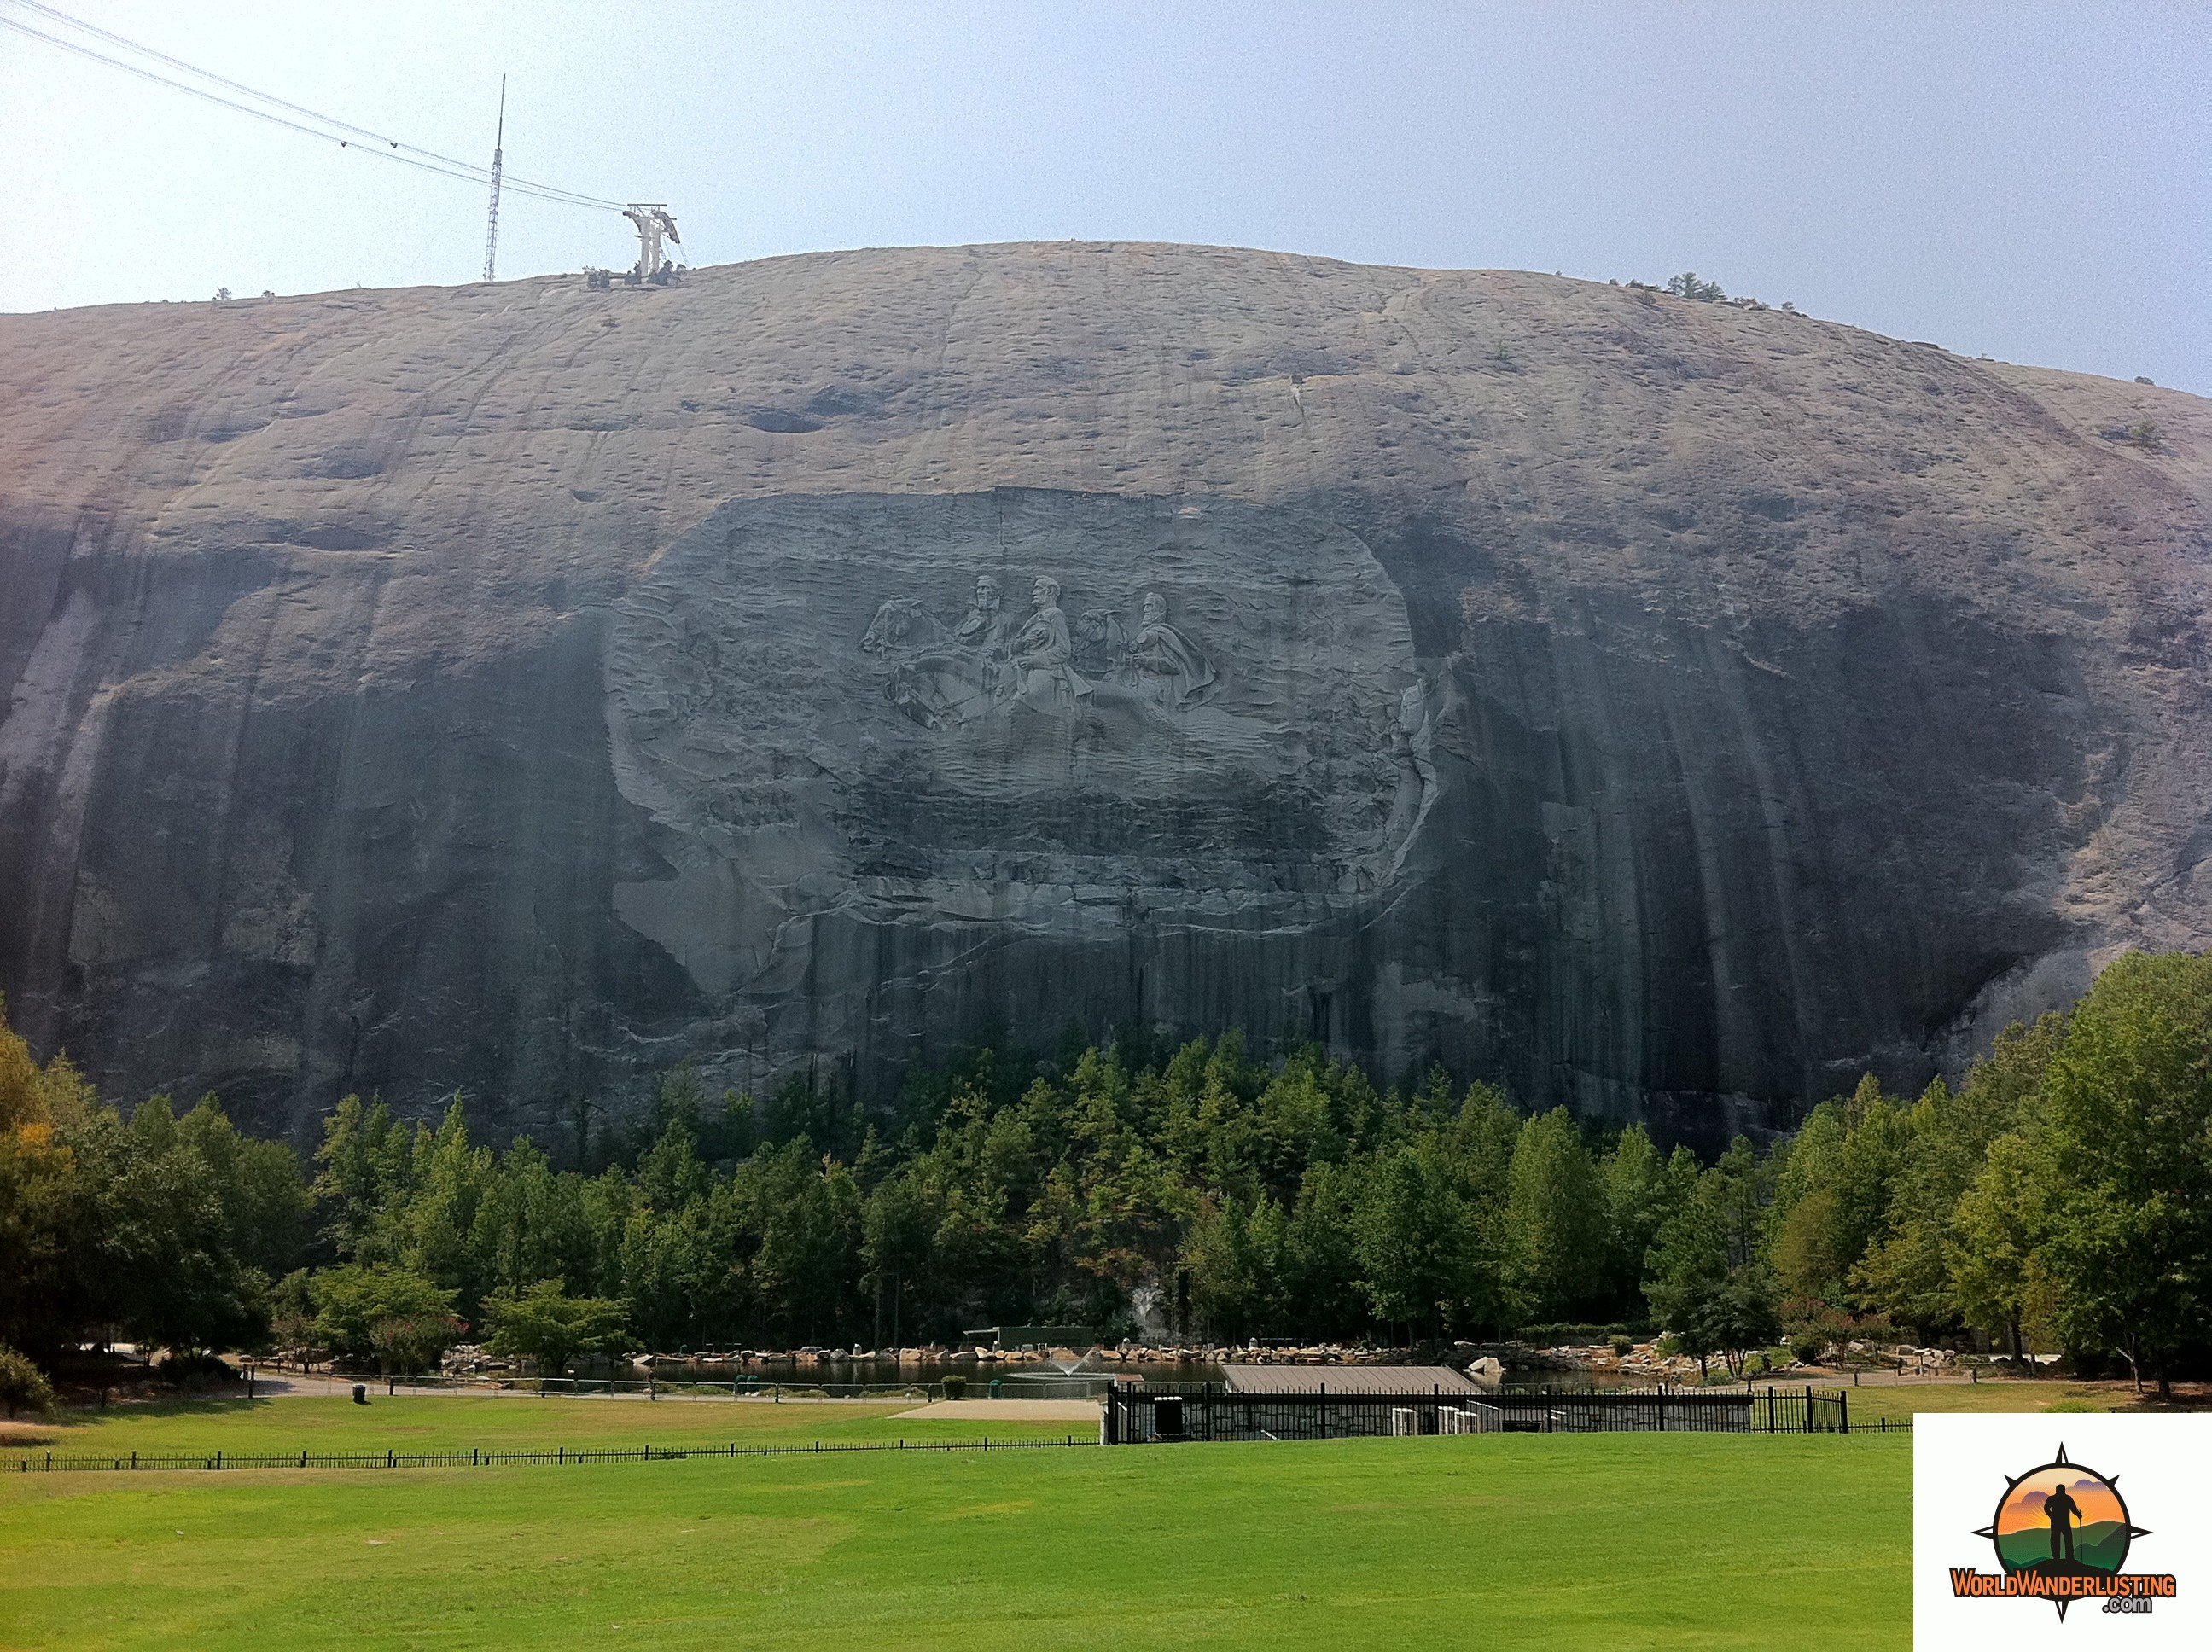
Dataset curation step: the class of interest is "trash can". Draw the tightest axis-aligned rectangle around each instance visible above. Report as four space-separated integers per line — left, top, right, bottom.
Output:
1153 1394 1185 1440
352 1383 368 1405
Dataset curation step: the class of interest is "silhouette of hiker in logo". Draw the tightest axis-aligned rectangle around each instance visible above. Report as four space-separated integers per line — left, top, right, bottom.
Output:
2043 1480 2081 1564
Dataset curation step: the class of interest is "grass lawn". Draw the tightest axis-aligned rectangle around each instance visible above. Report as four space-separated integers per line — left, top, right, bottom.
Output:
0 1393 1075 1458
1814 1378 2171 1423
0 1396 1909 1650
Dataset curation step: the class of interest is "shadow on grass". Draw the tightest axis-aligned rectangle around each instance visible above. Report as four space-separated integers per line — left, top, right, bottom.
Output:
32 1393 286 1435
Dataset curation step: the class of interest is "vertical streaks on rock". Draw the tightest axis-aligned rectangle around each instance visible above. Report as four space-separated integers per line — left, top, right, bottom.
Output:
0 243 2206 1141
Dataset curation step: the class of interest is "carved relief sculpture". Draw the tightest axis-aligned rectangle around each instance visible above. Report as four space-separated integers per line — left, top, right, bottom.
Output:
1128 590 1216 709
874 574 1010 730
1002 576 1092 715
1075 606 1128 675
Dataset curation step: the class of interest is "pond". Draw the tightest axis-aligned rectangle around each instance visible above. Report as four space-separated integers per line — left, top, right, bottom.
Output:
637 1354 1228 1389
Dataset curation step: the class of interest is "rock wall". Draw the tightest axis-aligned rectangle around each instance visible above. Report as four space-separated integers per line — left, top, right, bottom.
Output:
1 243 2207 1147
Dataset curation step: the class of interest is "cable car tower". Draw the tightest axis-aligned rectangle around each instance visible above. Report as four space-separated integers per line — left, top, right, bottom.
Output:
623 204 682 282
481 75 506 282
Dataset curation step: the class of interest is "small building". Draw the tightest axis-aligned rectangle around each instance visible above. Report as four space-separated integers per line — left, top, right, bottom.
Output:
1219 1364 1479 1396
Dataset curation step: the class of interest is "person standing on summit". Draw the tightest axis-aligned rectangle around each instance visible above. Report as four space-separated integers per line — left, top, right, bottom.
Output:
2042 1480 2081 1564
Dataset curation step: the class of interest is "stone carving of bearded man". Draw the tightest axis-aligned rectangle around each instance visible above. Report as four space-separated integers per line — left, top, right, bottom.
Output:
1003 576 1092 714
955 575 1007 654
1129 590 1216 709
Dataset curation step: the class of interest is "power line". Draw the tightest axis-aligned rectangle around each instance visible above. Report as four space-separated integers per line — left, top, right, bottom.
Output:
0 2 627 213
5 0 625 209
11 0 418 154
1 16 490 195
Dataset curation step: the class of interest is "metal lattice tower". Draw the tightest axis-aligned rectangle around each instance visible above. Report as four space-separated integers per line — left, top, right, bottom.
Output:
480 75 506 282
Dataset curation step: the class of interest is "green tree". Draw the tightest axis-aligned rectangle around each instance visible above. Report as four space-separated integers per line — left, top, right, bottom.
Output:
1702 1270 1784 1378
483 1280 632 1377
469 1137 612 1299
1853 1021 2060 1336
1280 1159 1367 1338
1505 1108 1606 1320
369 1312 468 1375
310 1265 459 1363
1354 1138 1474 1341
0 1345 55 1418
1181 1193 1286 1342
179 1096 308 1276
1665 271 1726 300
390 1099 496 1307
267 1268 317 1358
311 1096 413 1262
1767 1077 1908 1307
862 1168 935 1348
1644 1139 1767 1380
2034 953 2212 1393
749 1140 863 1343
1598 1124 1683 1313
1947 1131 2051 1361
79 1097 273 1356
620 1190 748 1353
1 1006 306 1364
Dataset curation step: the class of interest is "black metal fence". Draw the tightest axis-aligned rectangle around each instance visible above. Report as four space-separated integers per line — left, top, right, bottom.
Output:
1103 1384 1875 1443
5 1434 1092 1475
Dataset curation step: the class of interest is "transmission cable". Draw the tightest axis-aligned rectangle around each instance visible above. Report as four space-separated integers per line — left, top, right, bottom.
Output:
0 3 627 213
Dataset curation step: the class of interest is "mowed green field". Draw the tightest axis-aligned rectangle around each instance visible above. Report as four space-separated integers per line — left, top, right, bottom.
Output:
1784 1377 2138 1422
0 1393 1911 1651
0 1392 1068 1457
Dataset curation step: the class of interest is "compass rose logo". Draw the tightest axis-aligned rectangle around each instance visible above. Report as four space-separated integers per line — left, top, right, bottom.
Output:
1961 1443 2163 1620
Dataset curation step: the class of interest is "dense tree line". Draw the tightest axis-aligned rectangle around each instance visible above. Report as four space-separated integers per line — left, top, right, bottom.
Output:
1 1006 305 1374
3 952 2209 1388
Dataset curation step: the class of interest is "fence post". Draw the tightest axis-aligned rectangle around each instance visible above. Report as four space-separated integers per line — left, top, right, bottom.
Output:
1840 1389 1849 1435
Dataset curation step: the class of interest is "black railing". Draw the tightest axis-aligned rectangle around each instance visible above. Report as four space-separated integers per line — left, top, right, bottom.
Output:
1102 1384 1877 1443
5 1434 1094 1475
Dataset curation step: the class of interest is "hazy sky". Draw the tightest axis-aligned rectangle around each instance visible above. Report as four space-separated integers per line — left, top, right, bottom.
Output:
3 1 2207 392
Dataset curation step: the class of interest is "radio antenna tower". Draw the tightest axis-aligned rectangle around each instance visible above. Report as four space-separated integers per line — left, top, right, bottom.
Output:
480 74 506 282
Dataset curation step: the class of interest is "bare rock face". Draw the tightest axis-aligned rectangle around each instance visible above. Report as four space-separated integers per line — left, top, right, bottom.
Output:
2 243 2208 1147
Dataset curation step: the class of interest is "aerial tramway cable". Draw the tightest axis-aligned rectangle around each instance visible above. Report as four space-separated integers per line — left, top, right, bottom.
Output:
0 1 626 215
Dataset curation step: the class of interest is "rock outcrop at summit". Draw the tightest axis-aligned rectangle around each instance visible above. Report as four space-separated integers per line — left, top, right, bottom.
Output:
2 243 2208 1147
